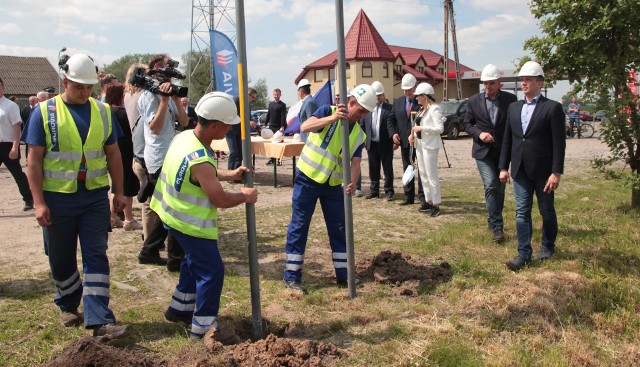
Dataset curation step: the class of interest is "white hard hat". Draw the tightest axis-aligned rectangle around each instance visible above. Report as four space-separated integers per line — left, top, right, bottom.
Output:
292 133 301 142
297 79 311 88
62 53 98 85
260 128 274 140
195 92 240 125
401 74 417 90
480 64 500 81
271 130 285 143
518 61 545 78
371 81 384 95
350 84 376 112
414 82 435 96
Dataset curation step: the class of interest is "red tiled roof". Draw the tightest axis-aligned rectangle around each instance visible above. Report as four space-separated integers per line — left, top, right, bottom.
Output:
295 9 475 85
389 45 473 72
0 56 60 95
344 10 395 61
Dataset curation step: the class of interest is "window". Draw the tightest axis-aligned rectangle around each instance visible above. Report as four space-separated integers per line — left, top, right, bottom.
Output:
383 63 389 78
362 62 372 77
330 67 335 81
437 67 444 74
417 66 424 73
346 63 351 78
395 64 403 73
314 69 323 82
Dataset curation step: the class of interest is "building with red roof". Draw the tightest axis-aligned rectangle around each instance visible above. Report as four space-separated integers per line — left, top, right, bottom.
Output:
294 9 478 101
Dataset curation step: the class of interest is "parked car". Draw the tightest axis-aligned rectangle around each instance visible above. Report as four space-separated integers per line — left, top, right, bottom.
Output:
250 109 267 133
594 110 608 122
438 99 468 139
580 111 594 121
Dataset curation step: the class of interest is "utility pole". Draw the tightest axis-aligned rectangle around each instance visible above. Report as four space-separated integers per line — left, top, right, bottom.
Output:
442 0 462 101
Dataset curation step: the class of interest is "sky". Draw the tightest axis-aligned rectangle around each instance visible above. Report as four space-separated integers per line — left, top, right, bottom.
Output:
0 0 569 107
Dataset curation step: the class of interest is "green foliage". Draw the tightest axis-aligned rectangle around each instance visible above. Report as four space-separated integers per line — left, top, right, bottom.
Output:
181 48 213 103
97 53 155 97
525 0 640 206
252 78 269 109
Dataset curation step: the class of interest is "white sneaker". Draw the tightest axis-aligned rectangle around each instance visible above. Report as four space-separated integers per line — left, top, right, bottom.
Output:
355 190 363 197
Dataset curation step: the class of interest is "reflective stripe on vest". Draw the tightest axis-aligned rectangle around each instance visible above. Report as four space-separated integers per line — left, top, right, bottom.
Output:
297 107 366 186
41 96 111 192
149 131 219 240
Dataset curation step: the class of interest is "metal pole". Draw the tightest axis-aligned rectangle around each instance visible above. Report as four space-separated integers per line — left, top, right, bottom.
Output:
188 0 195 100
235 0 263 340
448 2 462 100
443 1 449 101
334 0 356 299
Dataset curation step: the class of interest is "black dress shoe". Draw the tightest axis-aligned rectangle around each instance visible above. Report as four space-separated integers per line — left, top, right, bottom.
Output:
534 248 554 261
505 256 531 271
418 202 433 213
492 229 505 243
138 253 168 266
365 194 379 199
282 280 307 294
399 199 414 206
166 262 181 272
386 195 395 201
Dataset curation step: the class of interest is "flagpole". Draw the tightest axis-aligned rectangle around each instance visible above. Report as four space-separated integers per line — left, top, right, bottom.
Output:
334 0 357 299
235 0 263 339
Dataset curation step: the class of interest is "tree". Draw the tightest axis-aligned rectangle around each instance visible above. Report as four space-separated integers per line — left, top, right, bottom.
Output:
181 48 212 103
97 53 155 96
252 78 269 109
524 0 640 207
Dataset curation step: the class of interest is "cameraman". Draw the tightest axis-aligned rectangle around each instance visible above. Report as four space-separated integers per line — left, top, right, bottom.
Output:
134 54 187 271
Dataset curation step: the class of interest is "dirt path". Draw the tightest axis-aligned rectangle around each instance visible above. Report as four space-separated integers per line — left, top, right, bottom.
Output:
0 134 611 276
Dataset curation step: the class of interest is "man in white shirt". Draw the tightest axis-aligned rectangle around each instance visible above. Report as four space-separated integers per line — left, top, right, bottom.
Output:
0 76 33 210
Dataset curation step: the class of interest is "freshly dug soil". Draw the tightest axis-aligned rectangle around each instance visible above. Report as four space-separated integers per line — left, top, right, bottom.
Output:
44 336 163 367
356 250 453 295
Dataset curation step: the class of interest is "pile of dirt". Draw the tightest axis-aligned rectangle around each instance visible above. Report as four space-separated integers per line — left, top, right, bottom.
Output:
356 250 453 295
44 337 163 367
219 334 340 367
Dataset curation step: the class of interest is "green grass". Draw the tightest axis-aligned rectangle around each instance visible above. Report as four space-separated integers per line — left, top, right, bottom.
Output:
1 163 640 366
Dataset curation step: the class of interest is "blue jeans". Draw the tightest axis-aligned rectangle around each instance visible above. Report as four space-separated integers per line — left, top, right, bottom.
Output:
476 157 506 230
225 125 242 170
512 171 557 259
569 117 581 138
284 172 347 283
43 183 116 328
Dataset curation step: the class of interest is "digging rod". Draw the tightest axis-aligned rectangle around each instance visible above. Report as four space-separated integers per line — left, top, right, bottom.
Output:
334 0 356 299
235 0 263 339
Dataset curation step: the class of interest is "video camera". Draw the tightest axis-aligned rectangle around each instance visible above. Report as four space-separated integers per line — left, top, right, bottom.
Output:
128 59 188 97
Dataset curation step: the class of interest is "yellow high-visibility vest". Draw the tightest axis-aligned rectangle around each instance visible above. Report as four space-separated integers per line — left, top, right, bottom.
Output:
297 107 366 186
41 96 111 192
150 131 218 240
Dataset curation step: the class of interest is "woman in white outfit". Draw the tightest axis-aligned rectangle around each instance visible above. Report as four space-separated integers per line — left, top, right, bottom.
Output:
409 83 444 217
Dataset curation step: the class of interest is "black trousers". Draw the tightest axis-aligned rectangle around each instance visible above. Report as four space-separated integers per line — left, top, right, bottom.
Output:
367 142 395 197
399 145 424 202
0 143 32 203
139 207 185 269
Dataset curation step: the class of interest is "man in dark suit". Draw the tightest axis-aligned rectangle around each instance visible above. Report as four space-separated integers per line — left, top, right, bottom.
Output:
463 65 517 243
499 61 566 271
361 81 395 200
388 73 424 207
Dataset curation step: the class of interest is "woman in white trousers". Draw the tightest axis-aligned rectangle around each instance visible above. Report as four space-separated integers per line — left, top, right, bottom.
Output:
409 83 444 217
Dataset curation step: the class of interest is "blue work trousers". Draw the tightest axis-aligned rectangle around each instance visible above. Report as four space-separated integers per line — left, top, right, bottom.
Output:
167 228 224 338
476 157 506 231
512 171 558 259
284 172 347 283
43 184 116 328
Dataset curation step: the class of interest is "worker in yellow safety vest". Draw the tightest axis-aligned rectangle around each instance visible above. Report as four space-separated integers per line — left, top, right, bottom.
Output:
151 91 257 341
